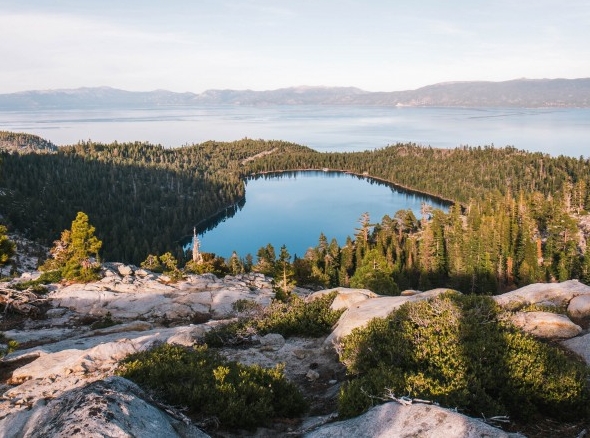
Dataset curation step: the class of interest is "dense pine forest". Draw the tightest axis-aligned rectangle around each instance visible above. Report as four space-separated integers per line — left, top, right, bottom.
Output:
1 131 590 293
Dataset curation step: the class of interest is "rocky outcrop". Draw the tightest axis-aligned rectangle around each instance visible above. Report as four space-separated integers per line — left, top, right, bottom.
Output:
0 323 213 436
304 401 521 438
493 280 590 308
4 325 208 384
49 267 275 323
3 275 590 437
509 311 583 339
568 294 590 319
0 376 209 438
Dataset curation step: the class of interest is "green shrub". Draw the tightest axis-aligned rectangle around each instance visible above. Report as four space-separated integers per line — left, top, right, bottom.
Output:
38 269 63 284
0 333 18 358
10 269 63 292
338 293 590 423
204 292 344 347
117 344 307 429
517 302 568 314
90 312 119 330
232 299 262 314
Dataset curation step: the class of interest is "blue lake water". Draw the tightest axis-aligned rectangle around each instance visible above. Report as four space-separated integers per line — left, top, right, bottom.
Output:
0 105 588 156
1 105 588 258
191 171 448 259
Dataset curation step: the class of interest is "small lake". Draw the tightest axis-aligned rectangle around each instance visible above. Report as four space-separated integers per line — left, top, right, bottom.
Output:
189 171 449 259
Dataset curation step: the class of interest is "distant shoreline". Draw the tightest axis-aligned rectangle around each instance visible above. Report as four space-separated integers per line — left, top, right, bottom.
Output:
2 78 589 109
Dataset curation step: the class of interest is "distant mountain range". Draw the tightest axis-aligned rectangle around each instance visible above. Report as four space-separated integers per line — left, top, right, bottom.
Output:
1 78 589 109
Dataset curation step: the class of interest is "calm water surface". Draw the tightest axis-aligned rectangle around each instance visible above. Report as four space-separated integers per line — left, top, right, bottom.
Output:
0 105 588 156
191 171 448 259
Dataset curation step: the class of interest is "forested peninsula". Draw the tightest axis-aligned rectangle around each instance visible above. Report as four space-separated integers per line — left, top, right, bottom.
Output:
1 131 590 294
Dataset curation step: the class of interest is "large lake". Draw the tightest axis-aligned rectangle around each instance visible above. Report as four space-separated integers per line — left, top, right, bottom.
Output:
2 105 588 258
1 105 588 156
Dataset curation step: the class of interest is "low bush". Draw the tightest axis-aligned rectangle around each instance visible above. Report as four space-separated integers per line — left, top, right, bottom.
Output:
38 269 63 284
338 293 590 423
10 270 63 293
117 344 308 430
204 292 344 347
89 311 119 330
503 300 569 315
0 333 18 358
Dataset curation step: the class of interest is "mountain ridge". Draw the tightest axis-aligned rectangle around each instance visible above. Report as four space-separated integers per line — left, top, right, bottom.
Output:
1 78 589 108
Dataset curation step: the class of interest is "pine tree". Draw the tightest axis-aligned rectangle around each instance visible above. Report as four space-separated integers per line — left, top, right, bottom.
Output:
0 225 16 277
42 212 103 282
274 245 295 301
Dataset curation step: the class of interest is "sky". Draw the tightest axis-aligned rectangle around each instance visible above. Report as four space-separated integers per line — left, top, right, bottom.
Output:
0 0 589 94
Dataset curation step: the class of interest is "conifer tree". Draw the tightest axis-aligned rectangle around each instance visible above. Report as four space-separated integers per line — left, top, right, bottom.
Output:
274 245 295 301
42 212 102 282
0 225 16 276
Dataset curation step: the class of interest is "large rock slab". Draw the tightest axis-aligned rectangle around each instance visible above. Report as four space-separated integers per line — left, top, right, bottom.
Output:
0 376 209 438
493 280 590 308
4 325 208 384
304 401 520 438
510 311 582 339
325 289 455 346
48 273 276 322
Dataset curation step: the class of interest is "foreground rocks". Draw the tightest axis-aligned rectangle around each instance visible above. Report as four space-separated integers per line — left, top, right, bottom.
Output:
493 280 590 315
304 401 523 438
0 376 209 438
509 311 583 339
49 265 276 323
2 273 590 437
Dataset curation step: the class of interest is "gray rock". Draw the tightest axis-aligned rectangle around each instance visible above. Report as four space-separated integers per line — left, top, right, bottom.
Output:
304 401 520 438
494 280 590 308
306 369 320 381
0 376 209 438
135 268 149 277
259 333 286 351
510 311 582 339
4 327 82 346
309 288 378 311
568 294 590 319
44 307 68 318
118 265 134 276
400 289 422 296
104 269 118 277
5 325 210 383
562 332 590 365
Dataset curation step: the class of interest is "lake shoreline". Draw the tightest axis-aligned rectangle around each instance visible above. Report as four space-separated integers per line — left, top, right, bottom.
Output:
184 169 455 255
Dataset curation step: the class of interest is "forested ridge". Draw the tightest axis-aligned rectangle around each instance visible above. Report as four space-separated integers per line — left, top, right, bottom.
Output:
0 135 306 262
246 143 590 205
2 131 590 293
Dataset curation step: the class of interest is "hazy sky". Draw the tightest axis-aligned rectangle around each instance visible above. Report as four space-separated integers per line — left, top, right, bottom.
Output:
1 0 589 93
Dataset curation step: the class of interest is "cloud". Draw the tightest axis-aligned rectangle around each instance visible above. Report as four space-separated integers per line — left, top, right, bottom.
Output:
0 1 588 93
